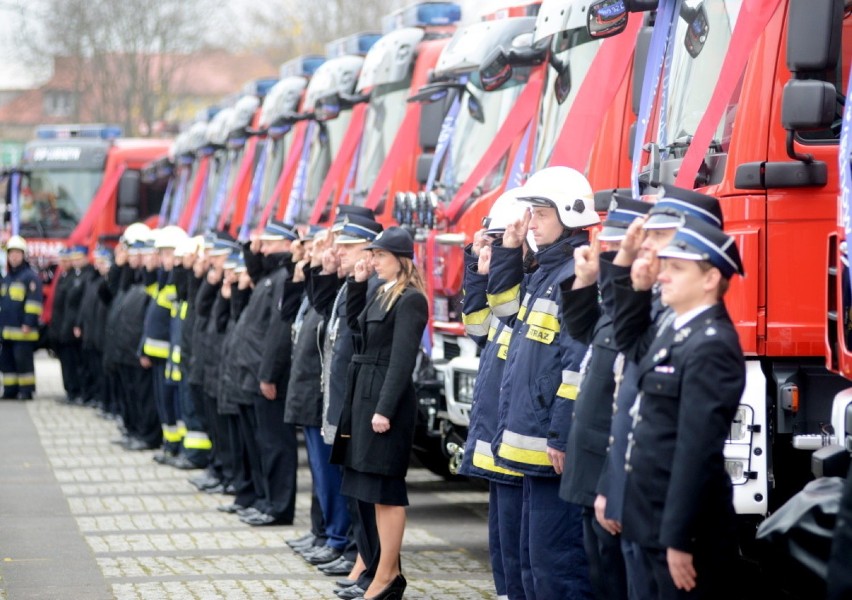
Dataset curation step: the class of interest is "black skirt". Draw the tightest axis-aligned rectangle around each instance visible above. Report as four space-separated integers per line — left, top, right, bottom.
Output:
341 467 409 507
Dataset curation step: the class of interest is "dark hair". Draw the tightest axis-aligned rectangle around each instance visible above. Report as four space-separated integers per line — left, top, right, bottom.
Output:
698 260 730 299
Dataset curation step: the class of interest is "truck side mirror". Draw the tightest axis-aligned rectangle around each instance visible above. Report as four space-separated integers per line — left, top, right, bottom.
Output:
314 93 342 122
781 80 837 132
786 0 842 74
781 79 837 163
116 169 141 226
479 46 513 92
587 0 629 39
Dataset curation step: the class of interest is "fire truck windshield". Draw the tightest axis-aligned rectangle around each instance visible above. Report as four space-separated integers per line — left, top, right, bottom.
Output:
440 69 530 196
535 28 601 169
351 78 412 205
662 0 743 155
18 168 104 238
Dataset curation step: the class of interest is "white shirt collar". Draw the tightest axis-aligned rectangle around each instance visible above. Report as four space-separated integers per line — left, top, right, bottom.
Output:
382 279 397 292
673 303 715 330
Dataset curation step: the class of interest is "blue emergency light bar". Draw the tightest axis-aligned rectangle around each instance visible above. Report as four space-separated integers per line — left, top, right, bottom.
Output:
279 55 327 79
382 2 462 34
35 123 123 140
325 32 383 59
242 78 280 99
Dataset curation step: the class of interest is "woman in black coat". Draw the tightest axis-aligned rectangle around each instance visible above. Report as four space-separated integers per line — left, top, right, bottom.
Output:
332 227 427 600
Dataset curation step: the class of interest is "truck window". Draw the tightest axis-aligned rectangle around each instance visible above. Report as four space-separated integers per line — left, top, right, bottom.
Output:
19 169 103 238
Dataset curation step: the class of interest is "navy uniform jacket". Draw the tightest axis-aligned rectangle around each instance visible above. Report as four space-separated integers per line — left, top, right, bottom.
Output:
613 282 745 552
559 280 620 507
487 234 589 477
0 262 43 341
459 246 522 485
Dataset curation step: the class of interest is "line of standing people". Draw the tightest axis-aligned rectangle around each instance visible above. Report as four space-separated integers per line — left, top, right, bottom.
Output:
460 166 746 600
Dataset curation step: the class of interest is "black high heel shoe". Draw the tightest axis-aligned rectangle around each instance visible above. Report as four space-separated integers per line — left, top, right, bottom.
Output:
362 574 407 600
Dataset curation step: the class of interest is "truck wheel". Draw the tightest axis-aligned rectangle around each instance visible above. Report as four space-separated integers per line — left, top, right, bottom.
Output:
411 437 466 482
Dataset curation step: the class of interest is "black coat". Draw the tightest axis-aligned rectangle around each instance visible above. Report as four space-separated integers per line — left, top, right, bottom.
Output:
76 270 108 352
202 290 229 400
47 268 71 346
331 280 428 478
233 252 301 401
189 279 220 388
58 265 91 344
284 303 325 427
559 283 620 508
615 290 746 553
103 270 154 369
217 286 252 414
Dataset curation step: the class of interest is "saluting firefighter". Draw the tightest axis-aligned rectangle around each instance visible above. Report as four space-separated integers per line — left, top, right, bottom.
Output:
612 215 746 599
486 166 596 599
460 188 528 600
0 235 43 400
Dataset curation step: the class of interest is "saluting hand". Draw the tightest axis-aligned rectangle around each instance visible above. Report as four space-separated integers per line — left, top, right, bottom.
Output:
321 248 340 275
573 229 600 289
471 228 487 257
353 259 371 283
502 210 531 249
614 217 645 267
667 548 697 591
371 413 390 434
630 248 659 292
292 259 309 283
477 245 492 275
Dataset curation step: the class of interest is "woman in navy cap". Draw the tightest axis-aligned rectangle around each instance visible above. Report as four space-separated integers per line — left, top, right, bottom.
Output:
331 226 428 600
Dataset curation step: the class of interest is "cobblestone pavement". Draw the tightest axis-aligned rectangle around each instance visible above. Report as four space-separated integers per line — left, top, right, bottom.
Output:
3 354 495 600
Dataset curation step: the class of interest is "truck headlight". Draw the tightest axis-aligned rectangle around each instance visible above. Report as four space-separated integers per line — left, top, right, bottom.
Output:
725 459 746 483
453 371 476 406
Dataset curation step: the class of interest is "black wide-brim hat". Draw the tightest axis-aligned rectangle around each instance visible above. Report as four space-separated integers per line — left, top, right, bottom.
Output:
365 226 414 258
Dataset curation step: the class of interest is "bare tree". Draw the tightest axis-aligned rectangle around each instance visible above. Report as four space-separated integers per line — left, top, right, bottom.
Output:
14 0 225 135
230 0 404 64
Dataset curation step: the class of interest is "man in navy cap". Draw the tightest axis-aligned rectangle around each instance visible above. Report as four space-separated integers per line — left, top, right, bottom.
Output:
594 185 726 600
303 212 384 596
613 215 745 600
559 192 653 600
231 219 301 526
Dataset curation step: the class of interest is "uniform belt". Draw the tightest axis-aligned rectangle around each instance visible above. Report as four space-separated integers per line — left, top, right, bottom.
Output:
352 354 390 366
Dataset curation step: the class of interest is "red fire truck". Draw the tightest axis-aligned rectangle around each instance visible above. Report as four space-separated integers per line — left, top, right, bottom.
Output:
5 124 170 324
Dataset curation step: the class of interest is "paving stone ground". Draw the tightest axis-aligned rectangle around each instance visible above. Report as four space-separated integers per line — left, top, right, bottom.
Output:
0 353 495 599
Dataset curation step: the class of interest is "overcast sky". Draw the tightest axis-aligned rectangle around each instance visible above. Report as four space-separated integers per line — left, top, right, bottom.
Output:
0 0 505 89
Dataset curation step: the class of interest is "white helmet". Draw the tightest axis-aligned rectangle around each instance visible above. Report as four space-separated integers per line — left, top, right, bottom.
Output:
154 225 188 249
122 222 152 245
174 235 201 258
482 187 528 237
517 166 599 228
6 235 26 253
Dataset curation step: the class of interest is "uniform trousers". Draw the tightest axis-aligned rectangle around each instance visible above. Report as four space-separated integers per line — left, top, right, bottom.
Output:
637 543 736 600
178 381 211 466
118 364 160 448
240 394 297 521
582 507 628 600
56 342 83 398
151 360 181 454
225 413 259 509
490 481 524 600
622 538 654 600
83 349 104 407
0 340 36 397
521 475 593 600
304 426 350 550
352 497 380 590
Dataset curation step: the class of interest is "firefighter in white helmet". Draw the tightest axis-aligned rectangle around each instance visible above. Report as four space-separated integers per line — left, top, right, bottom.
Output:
0 235 43 399
485 166 598 598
